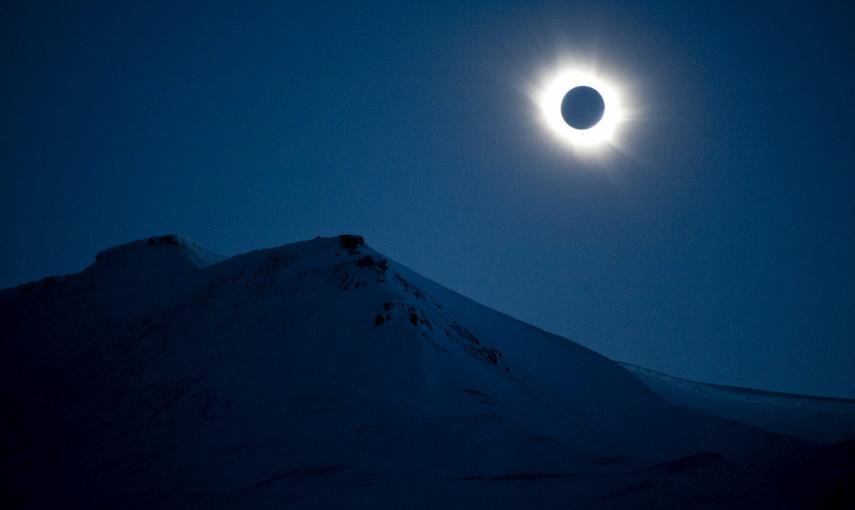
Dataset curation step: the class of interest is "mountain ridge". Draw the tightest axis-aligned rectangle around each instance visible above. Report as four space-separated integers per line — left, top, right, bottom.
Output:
620 362 855 443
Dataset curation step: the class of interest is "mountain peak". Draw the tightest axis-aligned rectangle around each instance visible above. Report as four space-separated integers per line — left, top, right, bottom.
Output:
336 233 365 252
94 234 225 269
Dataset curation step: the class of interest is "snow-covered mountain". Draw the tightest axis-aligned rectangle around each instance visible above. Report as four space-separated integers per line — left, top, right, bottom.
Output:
1 234 852 509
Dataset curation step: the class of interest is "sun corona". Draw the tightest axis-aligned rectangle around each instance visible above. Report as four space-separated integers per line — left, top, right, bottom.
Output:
534 67 625 154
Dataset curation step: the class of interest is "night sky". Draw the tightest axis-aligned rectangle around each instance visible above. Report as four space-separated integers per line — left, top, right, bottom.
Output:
3 1 854 398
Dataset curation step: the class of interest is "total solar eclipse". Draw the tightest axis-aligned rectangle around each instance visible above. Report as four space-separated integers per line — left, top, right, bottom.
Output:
560 86 605 129
533 67 624 152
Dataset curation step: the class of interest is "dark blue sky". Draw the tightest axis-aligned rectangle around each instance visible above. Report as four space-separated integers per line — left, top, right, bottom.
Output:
3 1 854 397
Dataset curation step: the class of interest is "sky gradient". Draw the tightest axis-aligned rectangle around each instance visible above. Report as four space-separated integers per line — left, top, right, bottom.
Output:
3 1 854 397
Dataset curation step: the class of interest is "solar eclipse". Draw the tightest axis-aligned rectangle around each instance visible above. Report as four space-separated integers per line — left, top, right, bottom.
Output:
533 66 626 155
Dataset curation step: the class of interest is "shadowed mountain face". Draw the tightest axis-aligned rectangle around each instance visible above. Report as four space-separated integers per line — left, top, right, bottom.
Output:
1 235 852 509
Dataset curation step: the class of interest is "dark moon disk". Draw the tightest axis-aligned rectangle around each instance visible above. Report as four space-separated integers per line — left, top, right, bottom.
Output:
560 86 605 130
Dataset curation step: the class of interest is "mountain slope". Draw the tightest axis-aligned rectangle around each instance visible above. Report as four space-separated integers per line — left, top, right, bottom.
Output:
620 362 855 444
0 235 844 508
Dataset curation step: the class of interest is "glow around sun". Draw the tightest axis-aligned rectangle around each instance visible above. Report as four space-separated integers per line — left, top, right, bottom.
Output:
533 66 626 155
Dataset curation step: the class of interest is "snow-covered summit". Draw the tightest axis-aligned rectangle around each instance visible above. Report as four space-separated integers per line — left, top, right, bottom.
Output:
93 234 226 269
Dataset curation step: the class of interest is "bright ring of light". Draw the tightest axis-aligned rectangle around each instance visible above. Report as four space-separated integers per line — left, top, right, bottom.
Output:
537 70 623 150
